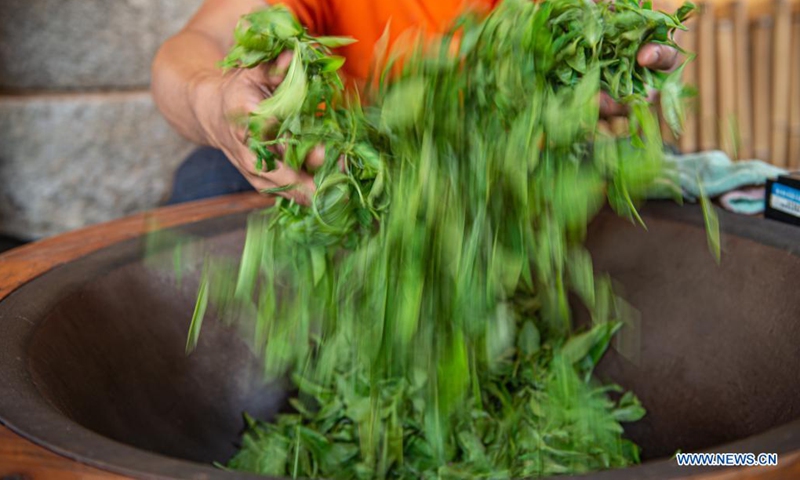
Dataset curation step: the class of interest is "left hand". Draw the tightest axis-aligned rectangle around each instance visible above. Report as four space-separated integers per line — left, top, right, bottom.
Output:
599 43 680 117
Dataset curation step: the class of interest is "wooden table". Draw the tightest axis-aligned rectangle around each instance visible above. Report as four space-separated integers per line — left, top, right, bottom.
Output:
0 192 797 479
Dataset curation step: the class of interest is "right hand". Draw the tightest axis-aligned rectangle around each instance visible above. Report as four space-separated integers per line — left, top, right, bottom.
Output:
191 51 325 205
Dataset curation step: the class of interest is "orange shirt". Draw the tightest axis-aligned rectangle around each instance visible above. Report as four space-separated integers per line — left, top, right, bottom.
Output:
275 0 498 83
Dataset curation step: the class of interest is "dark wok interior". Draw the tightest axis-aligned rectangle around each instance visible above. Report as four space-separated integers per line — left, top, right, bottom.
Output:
1 203 799 479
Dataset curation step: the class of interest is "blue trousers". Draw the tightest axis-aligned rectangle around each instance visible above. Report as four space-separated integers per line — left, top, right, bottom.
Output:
167 143 683 205
165 147 254 205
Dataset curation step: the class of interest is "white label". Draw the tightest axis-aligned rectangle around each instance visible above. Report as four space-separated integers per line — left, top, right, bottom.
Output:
770 194 800 218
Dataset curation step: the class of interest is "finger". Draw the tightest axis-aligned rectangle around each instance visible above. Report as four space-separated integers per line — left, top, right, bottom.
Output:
244 174 277 193
259 163 317 205
222 144 276 192
264 50 294 88
302 145 349 174
304 145 327 171
237 155 316 205
231 140 317 203
243 50 294 98
599 92 629 118
637 43 679 72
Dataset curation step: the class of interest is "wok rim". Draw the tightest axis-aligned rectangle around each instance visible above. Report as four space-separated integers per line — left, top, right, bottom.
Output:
0 201 797 480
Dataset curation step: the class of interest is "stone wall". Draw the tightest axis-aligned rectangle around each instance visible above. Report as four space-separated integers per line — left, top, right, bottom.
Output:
0 0 204 239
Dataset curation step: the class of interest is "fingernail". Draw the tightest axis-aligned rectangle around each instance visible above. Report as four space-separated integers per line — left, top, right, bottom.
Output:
645 48 660 66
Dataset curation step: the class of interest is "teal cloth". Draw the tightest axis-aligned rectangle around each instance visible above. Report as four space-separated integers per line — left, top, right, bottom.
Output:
649 150 786 214
718 189 767 216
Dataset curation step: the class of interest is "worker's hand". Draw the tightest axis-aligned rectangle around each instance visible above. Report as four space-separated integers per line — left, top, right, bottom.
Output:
192 50 324 205
599 42 680 117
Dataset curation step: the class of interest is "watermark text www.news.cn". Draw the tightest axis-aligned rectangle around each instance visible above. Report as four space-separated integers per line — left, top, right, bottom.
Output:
676 452 778 467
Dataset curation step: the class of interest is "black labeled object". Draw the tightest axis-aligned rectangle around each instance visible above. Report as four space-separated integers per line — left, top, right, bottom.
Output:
765 172 800 226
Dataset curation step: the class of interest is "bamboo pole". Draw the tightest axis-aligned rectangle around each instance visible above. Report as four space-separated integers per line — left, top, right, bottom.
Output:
752 16 773 162
770 0 792 167
698 2 718 151
717 19 737 158
733 1 753 159
680 21 699 153
789 17 800 170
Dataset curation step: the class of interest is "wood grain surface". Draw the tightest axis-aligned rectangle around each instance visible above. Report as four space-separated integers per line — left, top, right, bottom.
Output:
0 193 270 300
0 426 124 480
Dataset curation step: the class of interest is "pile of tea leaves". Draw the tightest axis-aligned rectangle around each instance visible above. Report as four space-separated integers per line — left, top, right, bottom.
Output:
186 0 710 478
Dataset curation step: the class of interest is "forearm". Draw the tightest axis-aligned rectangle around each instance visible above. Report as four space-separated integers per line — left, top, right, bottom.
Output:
151 0 264 145
152 32 227 145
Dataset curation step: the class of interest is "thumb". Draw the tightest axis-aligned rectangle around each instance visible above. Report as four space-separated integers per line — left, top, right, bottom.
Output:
637 44 679 72
263 50 295 88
